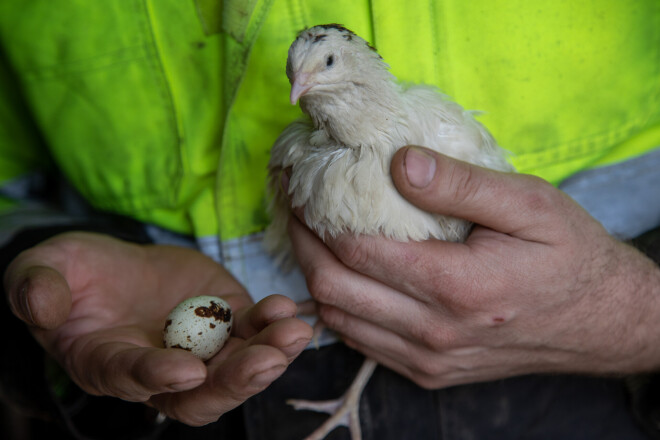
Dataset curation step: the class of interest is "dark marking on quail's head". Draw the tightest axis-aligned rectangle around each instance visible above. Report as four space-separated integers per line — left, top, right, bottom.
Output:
292 24 381 59
297 23 355 39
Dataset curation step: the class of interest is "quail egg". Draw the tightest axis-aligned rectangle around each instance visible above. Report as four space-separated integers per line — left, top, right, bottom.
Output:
163 295 233 361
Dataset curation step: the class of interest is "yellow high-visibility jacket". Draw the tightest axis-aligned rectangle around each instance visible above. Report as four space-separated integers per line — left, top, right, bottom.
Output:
1 0 658 249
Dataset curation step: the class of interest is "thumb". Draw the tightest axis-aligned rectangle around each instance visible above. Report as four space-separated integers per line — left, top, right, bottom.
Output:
390 146 565 240
4 263 72 329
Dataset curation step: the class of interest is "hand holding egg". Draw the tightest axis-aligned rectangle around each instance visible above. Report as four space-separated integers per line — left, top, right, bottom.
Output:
4 232 312 426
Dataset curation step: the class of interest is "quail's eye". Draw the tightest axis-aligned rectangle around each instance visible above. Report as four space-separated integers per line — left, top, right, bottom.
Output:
326 55 334 67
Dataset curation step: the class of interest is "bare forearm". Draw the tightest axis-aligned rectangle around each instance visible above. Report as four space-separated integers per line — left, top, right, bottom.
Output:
615 235 660 373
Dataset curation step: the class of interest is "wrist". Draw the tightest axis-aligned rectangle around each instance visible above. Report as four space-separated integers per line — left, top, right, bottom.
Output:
626 227 660 439
619 228 660 373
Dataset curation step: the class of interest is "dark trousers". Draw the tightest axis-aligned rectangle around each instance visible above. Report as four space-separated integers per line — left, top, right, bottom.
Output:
23 343 649 440
238 344 648 440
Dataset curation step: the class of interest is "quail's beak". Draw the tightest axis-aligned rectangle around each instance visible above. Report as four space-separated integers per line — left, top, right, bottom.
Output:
290 72 314 105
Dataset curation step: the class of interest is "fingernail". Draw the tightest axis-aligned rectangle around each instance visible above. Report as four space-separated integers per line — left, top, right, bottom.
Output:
404 147 436 188
251 364 286 387
19 280 35 324
284 338 313 360
168 376 205 392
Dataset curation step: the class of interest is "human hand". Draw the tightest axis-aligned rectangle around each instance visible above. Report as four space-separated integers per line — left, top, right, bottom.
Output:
3 232 312 425
288 146 660 388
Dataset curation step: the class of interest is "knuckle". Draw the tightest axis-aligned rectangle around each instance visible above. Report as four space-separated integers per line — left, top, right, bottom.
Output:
305 265 341 304
416 326 441 351
182 413 215 427
412 319 459 352
518 175 560 214
165 405 211 427
414 359 443 379
439 268 500 318
317 304 344 329
412 371 443 390
446 292 485 319
407 357 447 388
446 162 480 211
413 376 440 390
332 236 373 272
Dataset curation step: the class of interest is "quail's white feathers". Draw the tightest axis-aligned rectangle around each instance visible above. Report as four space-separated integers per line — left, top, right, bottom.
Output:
265 25 513 264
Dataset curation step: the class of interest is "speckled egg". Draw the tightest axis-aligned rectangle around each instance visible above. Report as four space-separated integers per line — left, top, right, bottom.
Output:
163 295 233 361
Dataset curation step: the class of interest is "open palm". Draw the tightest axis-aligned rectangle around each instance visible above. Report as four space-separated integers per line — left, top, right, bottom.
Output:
4 232 312 425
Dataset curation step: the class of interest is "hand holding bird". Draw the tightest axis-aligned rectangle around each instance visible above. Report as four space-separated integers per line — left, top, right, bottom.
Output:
266 24 513 440
271 23 660 440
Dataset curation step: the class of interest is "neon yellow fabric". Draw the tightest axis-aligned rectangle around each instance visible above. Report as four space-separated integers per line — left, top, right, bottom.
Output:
0 0 658 241
0 29 51 191
367 0 660 183
0 0 224 235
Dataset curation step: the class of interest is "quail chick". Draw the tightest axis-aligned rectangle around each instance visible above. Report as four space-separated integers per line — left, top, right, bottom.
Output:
266 24 514 440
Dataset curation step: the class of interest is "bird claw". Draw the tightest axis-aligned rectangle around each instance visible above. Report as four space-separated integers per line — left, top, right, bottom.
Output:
287 394 362 440
288 358 378 440
287 396 357 440
287 397 347 415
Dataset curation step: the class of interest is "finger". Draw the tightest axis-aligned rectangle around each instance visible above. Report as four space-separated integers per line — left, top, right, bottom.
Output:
327 310 462 390
150 344 289 426
319 299 463 359
343 326 524 390
341 339 460 389
288 216 447 332
285 169 478 299
327 232 476 303
243 317 313 361
390 146 570 241
289 212 472 304
233 294 300 339
4 263 72 329
319 303 419 357
68 336 207 401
